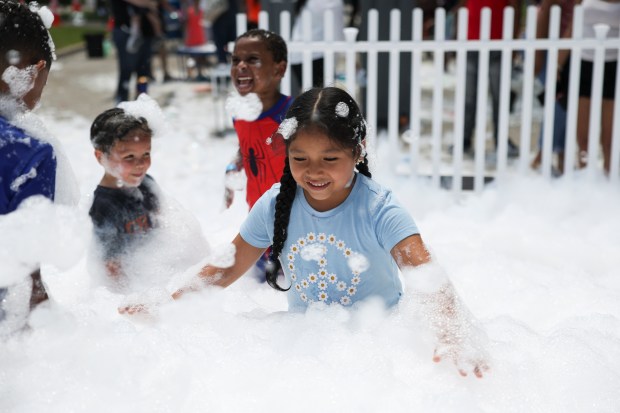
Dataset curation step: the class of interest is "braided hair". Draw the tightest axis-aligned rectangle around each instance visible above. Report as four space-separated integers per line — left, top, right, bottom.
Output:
0 0 54 71
90 108 152 153
266 86 371 290
235 29 288 64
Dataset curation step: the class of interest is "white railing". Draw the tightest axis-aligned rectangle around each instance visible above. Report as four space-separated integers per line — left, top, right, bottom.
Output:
234 5 620 192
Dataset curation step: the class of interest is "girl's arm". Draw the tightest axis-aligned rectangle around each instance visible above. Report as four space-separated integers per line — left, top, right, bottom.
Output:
391 235 490 378
119 234 265 314
172 233 266 298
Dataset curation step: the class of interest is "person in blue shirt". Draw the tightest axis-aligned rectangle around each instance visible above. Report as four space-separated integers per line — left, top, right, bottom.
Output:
0 0 57 329
149 87 489 377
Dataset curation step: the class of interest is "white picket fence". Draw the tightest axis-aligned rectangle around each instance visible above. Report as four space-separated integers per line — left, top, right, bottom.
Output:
234 5 620 192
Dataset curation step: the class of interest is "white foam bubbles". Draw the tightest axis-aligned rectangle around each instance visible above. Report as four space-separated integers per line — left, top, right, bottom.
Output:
224 91 262 121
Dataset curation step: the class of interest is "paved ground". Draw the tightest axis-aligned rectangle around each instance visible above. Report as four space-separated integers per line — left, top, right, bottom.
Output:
43 43 195 121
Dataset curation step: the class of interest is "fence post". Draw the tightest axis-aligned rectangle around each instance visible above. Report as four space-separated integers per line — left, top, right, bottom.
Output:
366 9 379 154
323 9 336 88
611 30 620 182
280 10 292 96
451 7 468 193
518 6 538 176
409 8 423 180
540 5 561 179
343 27 358 98
473 7 491 193
387 9 401 171
563 5 583 178
586 23 609 178
301 10 314 91
496 6 515 180
431 7 445 188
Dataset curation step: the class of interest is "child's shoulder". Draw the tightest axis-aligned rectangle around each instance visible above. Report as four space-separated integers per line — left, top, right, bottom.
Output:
0 115 55 161
356 174 391 197
354 174 402 213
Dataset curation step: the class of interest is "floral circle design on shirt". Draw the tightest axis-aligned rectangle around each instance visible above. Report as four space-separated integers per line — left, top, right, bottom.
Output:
287 233 366 306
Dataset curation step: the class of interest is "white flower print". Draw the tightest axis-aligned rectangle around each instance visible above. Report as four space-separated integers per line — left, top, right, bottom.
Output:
287 230 368 307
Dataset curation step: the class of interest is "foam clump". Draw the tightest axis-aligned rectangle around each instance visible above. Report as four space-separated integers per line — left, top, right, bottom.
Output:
225 91 262 121
118 94 168 139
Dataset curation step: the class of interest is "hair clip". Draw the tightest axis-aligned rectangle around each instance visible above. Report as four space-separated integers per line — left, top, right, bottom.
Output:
335 102 349 118
277 117 298 140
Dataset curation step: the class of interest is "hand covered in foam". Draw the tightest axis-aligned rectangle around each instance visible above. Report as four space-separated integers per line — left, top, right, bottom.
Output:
403 263 490 378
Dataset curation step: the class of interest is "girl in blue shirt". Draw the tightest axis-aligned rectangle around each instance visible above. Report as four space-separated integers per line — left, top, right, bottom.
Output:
125 87 489 378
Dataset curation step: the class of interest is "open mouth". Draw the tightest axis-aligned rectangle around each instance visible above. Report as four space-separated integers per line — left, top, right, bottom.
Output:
236 76 253 92
307 180 330 190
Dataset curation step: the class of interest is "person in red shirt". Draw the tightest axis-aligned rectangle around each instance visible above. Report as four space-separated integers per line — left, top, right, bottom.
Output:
225 29 292 210
224 29 292 280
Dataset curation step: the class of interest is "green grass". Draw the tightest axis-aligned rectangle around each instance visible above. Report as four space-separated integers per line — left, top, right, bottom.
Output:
49 25 107 50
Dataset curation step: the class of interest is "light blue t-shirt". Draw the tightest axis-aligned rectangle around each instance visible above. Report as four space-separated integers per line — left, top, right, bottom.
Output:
240 174 419 311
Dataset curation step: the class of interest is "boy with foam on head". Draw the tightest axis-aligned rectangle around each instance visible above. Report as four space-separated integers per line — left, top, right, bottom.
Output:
89 95 212 296
88 97 163 289
0 0 78 335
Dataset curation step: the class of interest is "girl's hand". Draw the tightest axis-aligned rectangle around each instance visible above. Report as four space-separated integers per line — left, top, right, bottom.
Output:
118 303 152 315
433 337 490 378
401 263 491 378
117 286 170 316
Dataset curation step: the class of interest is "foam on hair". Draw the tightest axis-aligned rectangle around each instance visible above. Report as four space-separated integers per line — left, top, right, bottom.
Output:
90 108 152 153
0 0 54 70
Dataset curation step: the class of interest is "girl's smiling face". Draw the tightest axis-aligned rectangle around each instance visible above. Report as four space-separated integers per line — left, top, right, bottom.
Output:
96 129 152 188
288 130 358 212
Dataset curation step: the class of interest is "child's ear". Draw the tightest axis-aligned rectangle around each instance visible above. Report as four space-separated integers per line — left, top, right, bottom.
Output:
94 149 105 164
34 60 46 73
275 61 287 79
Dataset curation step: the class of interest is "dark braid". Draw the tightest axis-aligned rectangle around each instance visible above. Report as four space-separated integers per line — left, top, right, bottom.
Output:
356 156 372 178
266 158 297 290
235 29 288 63
0 0 54 70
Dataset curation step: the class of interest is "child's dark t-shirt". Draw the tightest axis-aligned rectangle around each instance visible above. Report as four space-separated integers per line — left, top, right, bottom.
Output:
89 175 159 261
